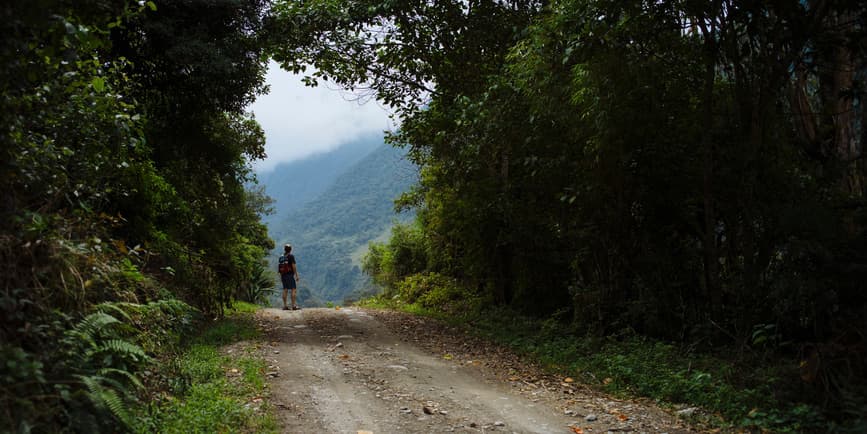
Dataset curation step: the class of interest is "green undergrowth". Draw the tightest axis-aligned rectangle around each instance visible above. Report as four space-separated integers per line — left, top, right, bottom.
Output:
135 302 276 433
359 297 856 432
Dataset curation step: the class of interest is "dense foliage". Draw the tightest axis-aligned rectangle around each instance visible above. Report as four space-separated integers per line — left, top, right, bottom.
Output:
271 0 867 428
2 0 273 430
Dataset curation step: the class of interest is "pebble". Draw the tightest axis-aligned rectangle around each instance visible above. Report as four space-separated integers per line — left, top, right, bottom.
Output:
585 414 598 422
676 407 697 417
494 421 505 426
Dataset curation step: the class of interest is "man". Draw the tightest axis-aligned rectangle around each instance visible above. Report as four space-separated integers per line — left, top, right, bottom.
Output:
278 244 300 310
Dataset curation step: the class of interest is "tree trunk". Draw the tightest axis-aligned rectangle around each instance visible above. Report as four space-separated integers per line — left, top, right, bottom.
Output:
699 18 721 318
824 11 862 198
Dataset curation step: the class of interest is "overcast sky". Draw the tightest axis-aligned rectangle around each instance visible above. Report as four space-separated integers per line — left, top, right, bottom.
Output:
249 61 393 172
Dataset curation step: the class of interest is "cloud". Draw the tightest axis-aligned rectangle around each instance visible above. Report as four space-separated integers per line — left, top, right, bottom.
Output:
249 61 393 172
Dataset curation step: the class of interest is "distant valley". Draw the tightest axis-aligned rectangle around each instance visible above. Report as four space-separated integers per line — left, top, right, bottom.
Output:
257 136 416 305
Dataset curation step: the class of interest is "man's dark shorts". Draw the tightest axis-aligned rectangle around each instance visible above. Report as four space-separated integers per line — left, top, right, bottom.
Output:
281 273 296 290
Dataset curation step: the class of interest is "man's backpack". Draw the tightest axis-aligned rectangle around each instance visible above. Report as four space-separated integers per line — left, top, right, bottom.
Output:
278 255 292 274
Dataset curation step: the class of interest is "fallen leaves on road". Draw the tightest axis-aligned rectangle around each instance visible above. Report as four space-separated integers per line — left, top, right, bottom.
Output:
609 408 629 421
564 377 575 383
570 427 584 433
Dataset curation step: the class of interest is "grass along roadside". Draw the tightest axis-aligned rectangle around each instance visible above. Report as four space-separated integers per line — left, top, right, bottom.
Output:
135 301 277 433
357 296 836 432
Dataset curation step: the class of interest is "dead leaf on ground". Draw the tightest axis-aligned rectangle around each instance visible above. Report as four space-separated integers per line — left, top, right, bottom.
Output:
564 377 575 383
443 354 453 360
603 377 613 385
570 427 584 434
508 376 520 381
339 354 350 360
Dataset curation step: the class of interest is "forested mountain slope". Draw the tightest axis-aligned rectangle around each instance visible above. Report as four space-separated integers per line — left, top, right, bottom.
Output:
267 143 415 304
257 136 381 226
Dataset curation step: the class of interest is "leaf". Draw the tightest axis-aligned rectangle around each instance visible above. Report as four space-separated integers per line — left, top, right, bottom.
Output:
570 427 584 434
443 354 453 360
146 1 157 11
91 77 105 92
564 377 574 383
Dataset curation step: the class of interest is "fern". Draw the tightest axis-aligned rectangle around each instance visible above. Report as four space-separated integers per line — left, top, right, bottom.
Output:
98 367 144 389
70 312 120 342
94 302 133 322
75 374 133 428
101 339 148 361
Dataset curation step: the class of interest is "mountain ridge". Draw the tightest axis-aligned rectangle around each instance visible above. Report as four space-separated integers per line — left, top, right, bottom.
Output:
263 141 417 304
257 135 382 226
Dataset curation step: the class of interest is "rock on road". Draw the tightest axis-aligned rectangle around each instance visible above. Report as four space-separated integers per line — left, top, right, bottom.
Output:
256 307 694 434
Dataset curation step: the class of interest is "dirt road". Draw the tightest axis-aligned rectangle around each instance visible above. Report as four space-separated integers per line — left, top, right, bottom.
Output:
257 307 693 434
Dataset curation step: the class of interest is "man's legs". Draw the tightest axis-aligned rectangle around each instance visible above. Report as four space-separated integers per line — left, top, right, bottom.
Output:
291 288 297 309
282 288 289 309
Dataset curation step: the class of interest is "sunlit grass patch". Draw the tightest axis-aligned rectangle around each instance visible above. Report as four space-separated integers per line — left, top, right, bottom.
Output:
135 306 276 433
228 301 261 314
194 315 260 347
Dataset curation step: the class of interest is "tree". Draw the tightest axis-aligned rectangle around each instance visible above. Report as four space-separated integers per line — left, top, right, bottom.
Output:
109 0 274 314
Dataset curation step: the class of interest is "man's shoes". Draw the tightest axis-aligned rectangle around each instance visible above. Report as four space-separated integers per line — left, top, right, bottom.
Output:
292 305 301 310
282 306 289 310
